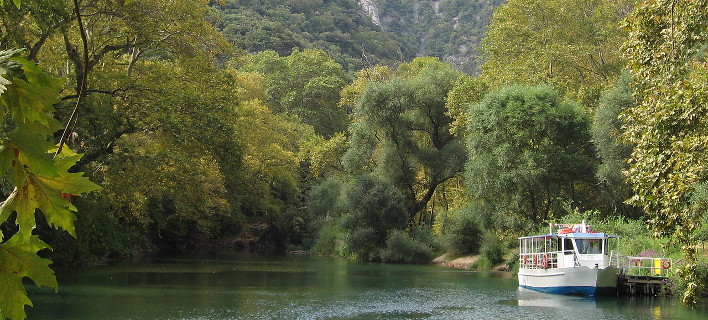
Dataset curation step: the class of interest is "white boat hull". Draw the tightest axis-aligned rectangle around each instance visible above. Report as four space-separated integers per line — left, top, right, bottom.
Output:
518 266 619 296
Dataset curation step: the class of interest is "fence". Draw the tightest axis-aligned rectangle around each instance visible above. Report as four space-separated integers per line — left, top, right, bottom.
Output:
622 256 672 277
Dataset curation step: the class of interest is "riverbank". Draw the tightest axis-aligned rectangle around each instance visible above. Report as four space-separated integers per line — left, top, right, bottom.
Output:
433 253 512 271
433 253 479 269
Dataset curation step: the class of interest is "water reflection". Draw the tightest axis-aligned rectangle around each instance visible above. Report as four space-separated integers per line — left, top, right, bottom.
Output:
26 255 708 320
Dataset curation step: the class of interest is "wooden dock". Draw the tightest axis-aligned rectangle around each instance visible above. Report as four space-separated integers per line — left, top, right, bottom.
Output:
618 274 673 296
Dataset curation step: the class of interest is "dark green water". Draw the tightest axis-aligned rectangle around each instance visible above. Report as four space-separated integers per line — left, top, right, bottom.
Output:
27 255 707 319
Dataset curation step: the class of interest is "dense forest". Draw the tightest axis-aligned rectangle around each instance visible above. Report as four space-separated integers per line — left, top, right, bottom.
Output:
214 0 504 73
0 0 706 318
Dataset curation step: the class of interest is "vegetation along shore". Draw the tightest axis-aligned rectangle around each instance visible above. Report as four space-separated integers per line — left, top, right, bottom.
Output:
0 0 705 318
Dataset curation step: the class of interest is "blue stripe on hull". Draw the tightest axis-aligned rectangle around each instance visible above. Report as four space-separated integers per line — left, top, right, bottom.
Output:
520 285 616 296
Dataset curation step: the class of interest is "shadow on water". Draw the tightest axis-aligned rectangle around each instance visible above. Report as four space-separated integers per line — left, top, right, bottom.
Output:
26 254 708 320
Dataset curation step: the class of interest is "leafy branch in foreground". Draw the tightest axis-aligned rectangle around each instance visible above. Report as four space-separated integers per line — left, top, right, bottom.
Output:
0 50 100 319
623 0 707 306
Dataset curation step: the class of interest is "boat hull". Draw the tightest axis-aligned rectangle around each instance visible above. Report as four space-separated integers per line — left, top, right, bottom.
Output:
518 266 619 296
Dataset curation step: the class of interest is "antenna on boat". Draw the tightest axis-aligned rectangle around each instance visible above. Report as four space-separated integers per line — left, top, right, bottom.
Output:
582 220 587 233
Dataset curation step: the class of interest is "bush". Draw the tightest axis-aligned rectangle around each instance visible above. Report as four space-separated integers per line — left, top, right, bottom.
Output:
380 230 435 264
346 227 379 261
308 177 345 220
470 257 493 270
311 216 346 256
339 174 409 260
480 232 505 266
439 205 483 256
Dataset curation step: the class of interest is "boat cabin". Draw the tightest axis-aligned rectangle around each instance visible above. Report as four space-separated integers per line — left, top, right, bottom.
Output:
519 222 619 270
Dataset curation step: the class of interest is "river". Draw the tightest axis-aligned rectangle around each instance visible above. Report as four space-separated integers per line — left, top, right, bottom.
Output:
27 254 707 319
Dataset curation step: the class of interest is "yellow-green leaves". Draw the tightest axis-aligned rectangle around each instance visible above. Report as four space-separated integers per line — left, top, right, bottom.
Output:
0 234 57 319
0 0 22 9
623 0 708 306
0 235 57 320
0 49 100 319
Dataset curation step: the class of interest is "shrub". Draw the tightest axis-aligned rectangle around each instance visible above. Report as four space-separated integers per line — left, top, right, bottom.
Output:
346 227 379 261
380 230 435 264
471 257 492 270
439 205 483 256
311 216 347 256
308 177 345 220
480 232 505 266
339 174 408 260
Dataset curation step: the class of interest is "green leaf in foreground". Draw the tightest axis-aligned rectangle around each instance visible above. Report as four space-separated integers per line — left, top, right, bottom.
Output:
0 235 57 320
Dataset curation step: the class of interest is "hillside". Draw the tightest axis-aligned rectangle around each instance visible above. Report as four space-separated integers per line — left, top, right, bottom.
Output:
212 0 504 73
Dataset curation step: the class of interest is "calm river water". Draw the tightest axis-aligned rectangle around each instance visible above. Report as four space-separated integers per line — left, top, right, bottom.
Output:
27 254 707 319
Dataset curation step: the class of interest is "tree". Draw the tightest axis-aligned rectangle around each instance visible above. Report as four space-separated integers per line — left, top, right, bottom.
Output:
215 0 409 71
0 49 100 320
340 174 408 261
590 73 641 218
238 49 349 137
622 0 707 305
466 85 595 224
480 0 631 105
343 57 465 223
445 75 489 138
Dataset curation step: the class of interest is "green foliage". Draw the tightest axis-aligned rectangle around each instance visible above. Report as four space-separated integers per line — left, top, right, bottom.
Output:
215 0 410 72
445 76 489 138
480 232 505 266
0 235 56 320
379 230 435 264
343 58 465 220
0 51 99 319
308 177 344 220
466 84 596 224
41 194 141 265
481 0 630 104
311 216 347 256
591 73 642 218
309 173 409 261
238 49 349 137
438 204 484 256
623 0 707 305
340 174 408 259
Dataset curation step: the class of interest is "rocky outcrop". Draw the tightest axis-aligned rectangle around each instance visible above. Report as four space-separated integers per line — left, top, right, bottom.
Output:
359 0 381 26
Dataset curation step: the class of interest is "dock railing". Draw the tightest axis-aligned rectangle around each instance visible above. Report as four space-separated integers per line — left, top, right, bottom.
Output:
623 256 673 277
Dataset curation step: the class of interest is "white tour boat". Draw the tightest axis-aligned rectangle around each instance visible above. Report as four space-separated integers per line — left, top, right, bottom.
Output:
518 220 620 296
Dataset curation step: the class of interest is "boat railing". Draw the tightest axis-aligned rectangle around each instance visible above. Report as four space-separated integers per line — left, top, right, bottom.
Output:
609 250 622 268
519 251 566 269
623 256 673 277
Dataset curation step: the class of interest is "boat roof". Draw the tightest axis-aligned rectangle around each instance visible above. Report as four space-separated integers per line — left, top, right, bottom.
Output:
519 233 619 240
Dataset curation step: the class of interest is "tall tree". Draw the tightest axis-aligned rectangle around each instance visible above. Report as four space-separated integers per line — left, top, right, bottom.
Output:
466 85 595 224
238 49 349 137
622 0 707 305
480 0 631 106
590 73 641 218
343 57 465 223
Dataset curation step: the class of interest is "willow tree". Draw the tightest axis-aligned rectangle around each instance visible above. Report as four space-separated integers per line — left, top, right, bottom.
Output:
591 74 642 218
343 57 465 224
466 85 595 225
623 0 707 305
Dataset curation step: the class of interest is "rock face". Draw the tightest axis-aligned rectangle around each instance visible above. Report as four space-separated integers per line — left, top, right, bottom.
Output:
358 0 505 74
359 0 382 26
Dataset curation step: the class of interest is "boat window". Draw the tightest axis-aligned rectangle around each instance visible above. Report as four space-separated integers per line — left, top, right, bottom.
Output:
563 239 574 254
576 239 602 254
